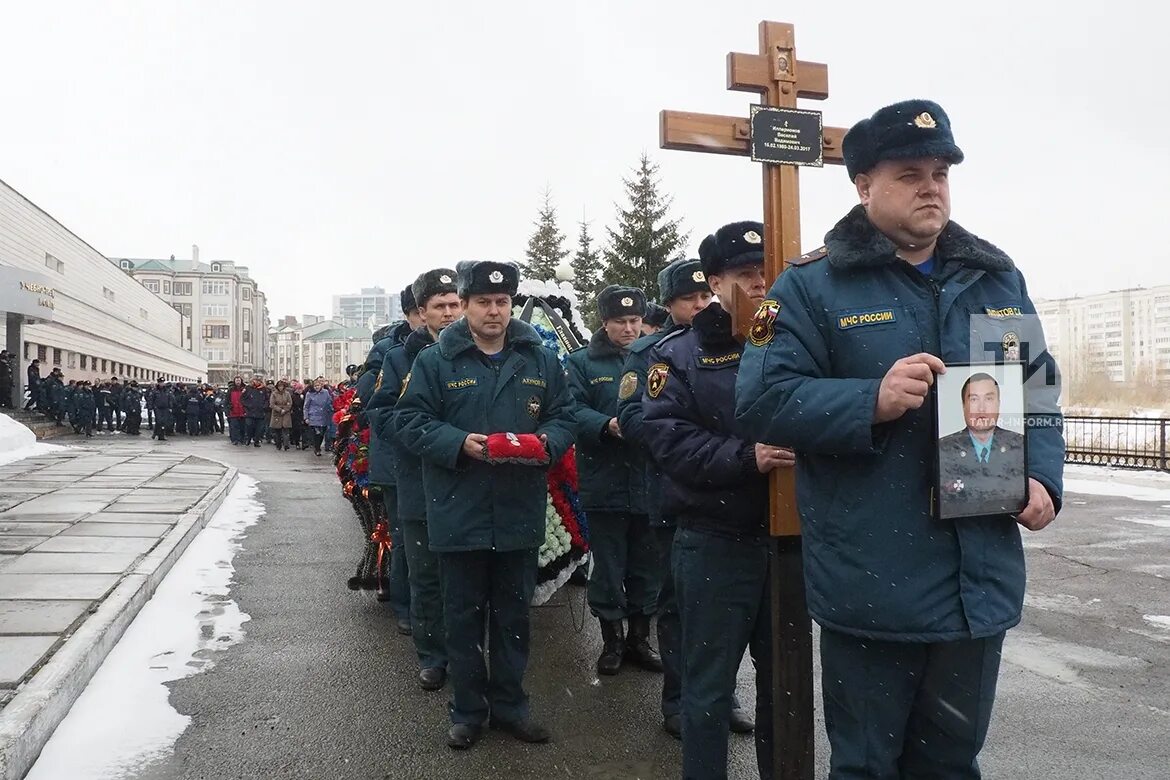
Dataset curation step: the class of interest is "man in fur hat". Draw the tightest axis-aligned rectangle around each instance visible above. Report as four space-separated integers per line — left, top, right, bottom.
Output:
736 98 1064 777
567 285 661 677
394 261 575 750
367 267 461 690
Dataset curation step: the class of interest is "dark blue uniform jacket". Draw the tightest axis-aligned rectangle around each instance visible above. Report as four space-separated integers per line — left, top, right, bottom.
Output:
643 304 768 541
736 205 1065 642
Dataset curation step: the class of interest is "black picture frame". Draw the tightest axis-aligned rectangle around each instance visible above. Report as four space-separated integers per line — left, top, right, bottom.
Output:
931 361 1029 521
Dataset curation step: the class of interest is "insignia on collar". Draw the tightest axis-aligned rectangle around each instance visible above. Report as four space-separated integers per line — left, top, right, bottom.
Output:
743 230 762 244
618 371 638 401
489 270 504 284
621 296 634 307
439 274 453 284
692 270 706 283
526 395 542 418
914 112 936 129
749 300 781 347
647 363 669 399
1002 331 1020 361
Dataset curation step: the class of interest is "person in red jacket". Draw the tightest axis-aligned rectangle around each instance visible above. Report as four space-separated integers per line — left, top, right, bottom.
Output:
227 375 247 445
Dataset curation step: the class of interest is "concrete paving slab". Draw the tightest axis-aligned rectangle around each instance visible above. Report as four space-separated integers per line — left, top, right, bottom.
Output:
0 521 70 535
3 552 141 574
33 536 160 555
0 537 50 554
2 497 110 515
80 512 182 525
0 573 119 600
0 636 58 687
103 501 191 514
0 600 90 634
0 512 87 525
60 523 168 538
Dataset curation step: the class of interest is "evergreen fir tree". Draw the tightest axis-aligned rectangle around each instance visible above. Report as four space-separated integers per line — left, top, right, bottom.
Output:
571 220 604 329
523 188 569 283
602 153 688 302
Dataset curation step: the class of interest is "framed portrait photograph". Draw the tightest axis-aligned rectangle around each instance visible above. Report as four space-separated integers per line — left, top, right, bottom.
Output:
933 362 1028 521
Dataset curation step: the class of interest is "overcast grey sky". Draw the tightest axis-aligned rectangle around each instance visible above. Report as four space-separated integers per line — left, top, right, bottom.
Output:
1 1 1165 320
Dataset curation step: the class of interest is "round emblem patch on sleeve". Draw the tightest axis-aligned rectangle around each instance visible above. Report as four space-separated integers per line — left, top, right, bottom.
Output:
618 371 638 401
748 300 781 347
646 363 669 399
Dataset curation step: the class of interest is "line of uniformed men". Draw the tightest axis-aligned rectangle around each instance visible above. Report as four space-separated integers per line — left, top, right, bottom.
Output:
356 97 1067 780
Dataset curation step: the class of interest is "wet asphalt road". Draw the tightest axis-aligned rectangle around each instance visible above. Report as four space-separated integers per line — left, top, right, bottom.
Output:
42 434 1170 779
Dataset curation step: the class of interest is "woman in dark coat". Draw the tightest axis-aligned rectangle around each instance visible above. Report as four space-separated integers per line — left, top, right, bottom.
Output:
290 384 305 449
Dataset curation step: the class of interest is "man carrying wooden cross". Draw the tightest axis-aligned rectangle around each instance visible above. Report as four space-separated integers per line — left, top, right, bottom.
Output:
736 99 1065 777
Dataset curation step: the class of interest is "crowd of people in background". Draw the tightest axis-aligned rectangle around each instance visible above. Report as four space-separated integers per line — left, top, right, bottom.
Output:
6 347 354 454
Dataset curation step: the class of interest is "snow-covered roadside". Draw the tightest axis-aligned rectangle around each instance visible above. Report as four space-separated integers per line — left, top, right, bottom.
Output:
0 414 64 466
25 475 264 780
1063 463 1170 502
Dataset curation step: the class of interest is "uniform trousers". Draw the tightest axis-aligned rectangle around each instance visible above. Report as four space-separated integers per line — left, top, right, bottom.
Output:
654 524 682 718
674 528 773 780
587 510 658 621
821 628 1005 779
439 548 537 726
382 490 411 622
401 513 446 670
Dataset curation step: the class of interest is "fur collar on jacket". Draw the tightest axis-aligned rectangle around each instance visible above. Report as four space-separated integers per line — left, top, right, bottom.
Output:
825 204 1015 273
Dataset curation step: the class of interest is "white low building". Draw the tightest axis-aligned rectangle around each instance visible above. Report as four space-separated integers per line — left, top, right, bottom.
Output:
0 176 207 396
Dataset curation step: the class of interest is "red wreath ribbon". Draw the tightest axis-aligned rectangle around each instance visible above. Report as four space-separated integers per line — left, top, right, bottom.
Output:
370 521 393 583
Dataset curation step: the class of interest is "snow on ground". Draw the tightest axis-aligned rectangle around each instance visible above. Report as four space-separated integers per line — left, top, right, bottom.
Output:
1063 463 1170 502
0 414 64 466
26 475 264 780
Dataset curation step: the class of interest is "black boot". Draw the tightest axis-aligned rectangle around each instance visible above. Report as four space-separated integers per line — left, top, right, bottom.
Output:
597 619 624 676
625 614 663 672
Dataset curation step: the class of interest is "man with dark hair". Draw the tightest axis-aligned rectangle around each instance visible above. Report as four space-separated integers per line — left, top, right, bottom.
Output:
24 358 40 410
567 285 661 676
938 372 1027 517
123 381 143 436
151 379 172 441
395 260 575 750
736 98 1064 777
110 376 124 431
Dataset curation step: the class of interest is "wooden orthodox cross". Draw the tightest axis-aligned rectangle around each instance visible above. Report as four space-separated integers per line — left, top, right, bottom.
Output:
660 21 848 780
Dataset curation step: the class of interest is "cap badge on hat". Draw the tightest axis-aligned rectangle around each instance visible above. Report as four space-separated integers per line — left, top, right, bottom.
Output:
743 230 763 245
489 270 504 283
692 270 706 283
620 296 634 307
914 112 937 129
440 274 452 284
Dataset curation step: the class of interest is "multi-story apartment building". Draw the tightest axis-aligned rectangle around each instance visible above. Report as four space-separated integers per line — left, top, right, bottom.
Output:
332 286 402 329
1035 285 1170 387
269 316 372 384
113 246 270 384
0 176 206 393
